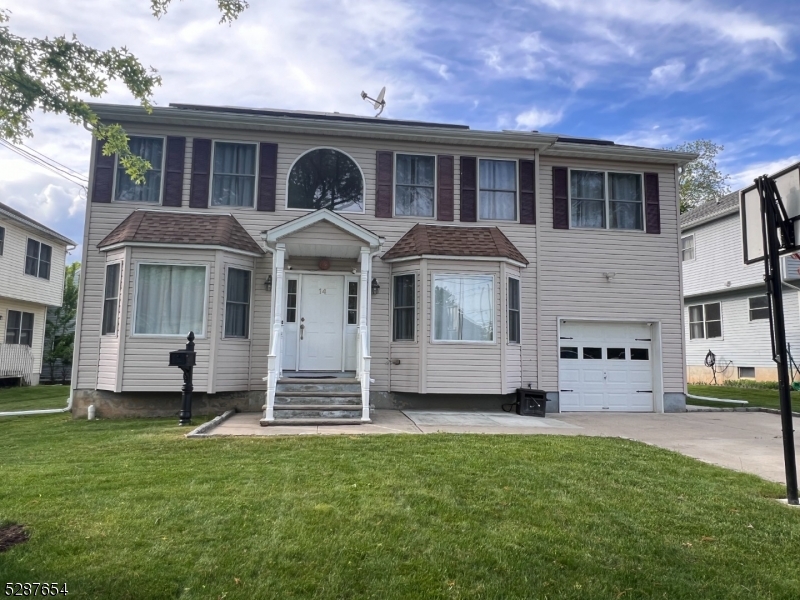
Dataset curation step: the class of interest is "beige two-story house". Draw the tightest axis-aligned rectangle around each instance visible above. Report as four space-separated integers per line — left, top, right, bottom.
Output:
72 103 695 422
1 202 75 385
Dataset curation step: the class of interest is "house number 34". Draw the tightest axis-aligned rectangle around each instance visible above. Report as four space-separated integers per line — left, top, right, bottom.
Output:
318 288 327 295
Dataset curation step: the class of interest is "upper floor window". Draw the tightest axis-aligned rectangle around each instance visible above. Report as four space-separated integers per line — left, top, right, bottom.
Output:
682 235 695 261
288 148 364 212
114 136 164 203
0 226 5 255
211 142 257 207
25 239 51 280
395 154 434 217
434 274 494 342
749 296 769 321
6 310 34 346
479 159 516 221
570 170 643 230
689 302 721 339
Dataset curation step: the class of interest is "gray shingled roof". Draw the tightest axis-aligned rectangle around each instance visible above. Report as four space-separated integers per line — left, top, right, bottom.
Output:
0 200 76 246
680 191 739 230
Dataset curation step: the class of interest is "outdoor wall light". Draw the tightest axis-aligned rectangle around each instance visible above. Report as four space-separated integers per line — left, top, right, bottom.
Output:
371 277 380 295
265 275 272 292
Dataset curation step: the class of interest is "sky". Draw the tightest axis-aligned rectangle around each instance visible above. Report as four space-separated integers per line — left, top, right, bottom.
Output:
2 0 800 264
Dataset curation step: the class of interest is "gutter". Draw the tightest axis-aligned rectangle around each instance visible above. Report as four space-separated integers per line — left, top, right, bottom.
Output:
686 393 748 405
0 388 73 417
0 206 77 247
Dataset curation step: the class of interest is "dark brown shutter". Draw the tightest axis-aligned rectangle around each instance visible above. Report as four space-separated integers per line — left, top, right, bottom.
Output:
162 136 186 207
460 156 477 222
257 142 278 212
189 138 212 209
375 151 393 218
519 159 536 224
91 139 114 203
552 166 569 229
437 155 454 221
644 172 661 234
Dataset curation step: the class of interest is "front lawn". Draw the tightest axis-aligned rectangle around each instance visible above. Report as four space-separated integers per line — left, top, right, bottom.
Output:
1 416 799 599
0 384 69 412
688 384 800 411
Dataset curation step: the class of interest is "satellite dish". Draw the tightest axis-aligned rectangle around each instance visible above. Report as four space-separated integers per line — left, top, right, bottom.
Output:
360 87 387 117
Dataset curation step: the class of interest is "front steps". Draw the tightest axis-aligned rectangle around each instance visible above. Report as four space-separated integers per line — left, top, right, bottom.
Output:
261 377 370 426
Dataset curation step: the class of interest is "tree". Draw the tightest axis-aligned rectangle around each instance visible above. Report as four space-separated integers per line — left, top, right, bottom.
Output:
668 140 731 213
0 1 248 184
43 262 79 384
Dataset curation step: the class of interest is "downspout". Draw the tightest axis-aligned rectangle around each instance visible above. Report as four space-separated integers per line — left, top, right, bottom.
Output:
0 388 73 417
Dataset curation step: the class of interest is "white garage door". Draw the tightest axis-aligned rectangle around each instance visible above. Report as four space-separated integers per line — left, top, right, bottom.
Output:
558 321 654 412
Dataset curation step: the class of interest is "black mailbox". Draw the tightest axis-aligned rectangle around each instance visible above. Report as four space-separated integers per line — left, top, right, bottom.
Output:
169 349 196 368
516 388 547 417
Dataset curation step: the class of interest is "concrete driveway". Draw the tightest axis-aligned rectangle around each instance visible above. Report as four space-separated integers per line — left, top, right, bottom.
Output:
204 409 797 485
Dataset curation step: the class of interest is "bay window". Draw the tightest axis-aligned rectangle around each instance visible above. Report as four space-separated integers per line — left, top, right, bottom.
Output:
102 263 121 336
393 274 415 341
508 277 520 344
224 268 251 338
434 275 494 342
134 264 207 336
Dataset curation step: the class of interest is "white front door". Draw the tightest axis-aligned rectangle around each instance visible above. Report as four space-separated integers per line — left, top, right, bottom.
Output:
298 274 345 371
558 321 654 412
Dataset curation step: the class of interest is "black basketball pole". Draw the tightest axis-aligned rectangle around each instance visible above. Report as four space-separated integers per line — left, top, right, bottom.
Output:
758 175 799 504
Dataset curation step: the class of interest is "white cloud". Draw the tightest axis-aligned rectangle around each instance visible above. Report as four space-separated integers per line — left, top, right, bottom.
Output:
515 107 564 130
730 155 800 189
649 60 686 89
614 119 706 148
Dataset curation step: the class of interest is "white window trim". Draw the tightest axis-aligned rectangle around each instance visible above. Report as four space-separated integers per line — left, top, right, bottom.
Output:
477 157 520 224
5 309 34 346
431 272 497 345
111 134 167 205
392 152 437 220
101 260 123 337
688 302 724 341
131 262 210 338
567 168 646 232
23 236 52 280
209 139 260 210
681 234 695 262
284 146 366 215
507 275 521 345
738 366 756 379
391 272 417 343
222 265 253 340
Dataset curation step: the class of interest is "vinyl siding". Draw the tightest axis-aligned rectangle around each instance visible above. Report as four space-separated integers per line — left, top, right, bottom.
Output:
216 252 257 392
388 262 421 393
0 297 48 377
96 249 125 390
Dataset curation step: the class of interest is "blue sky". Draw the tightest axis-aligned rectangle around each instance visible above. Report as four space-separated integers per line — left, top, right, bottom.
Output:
1 0 799 263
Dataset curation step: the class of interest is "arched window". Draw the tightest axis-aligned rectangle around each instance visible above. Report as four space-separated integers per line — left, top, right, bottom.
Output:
287 148 364 212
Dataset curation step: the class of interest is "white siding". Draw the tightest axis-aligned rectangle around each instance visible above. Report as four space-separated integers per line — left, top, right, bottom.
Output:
96 249 125 391
216 252 257 392
0 297 48 377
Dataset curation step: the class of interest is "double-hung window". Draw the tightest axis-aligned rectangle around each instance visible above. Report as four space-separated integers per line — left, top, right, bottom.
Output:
508 277 520 344
689 302 722 339
134 264 207 336
211 142 257 207
102 263 121 336
681 235 695 261
479 159 517 221
395 154 434 217
25 239 52 279
434 275 494 342
114 136 164 203
224 268 251 338
749 296 769 321
6 310 34 346
570 170 644 230
393 274 415 341
0 226 5 255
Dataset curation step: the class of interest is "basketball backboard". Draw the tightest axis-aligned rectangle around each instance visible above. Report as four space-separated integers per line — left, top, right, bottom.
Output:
740 161 800 264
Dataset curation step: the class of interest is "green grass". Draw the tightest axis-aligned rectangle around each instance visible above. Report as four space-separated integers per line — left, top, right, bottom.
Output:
0 385 69 412
688 384 800 411
1 418 799 599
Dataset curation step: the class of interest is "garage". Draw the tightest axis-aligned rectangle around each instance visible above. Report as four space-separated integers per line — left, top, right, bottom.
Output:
558 321 654 412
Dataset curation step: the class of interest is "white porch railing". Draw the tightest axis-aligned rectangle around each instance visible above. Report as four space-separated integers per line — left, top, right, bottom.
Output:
356 326 371 422
262 243 287 423
0 343 35 385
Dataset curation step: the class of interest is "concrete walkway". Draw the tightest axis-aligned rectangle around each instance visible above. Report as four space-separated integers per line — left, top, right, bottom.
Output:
205 409 798 485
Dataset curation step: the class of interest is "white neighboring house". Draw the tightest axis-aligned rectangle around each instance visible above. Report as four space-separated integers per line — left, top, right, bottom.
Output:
0 201 76 385
681 192 800 383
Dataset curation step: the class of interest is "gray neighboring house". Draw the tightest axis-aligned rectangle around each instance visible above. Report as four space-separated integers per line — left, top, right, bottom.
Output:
72 103 696 421
681 192 800 383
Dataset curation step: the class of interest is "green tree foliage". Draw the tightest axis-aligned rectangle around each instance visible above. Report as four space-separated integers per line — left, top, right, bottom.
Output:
43 262 80 384
668 140 731 213
0 1 248 184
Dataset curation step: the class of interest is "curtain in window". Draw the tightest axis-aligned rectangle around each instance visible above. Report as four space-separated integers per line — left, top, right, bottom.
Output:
479 160 516 220
393 275 415 341
288 149 364 212
609 173 643 230
135 265 206 335
396 155 434 217
212 142 256 207
571 171 605 228
115 137 164 203
225 268 251 337
434 276 494 341
25 239 39 276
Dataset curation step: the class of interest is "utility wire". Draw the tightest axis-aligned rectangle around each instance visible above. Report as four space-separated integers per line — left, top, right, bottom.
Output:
0 139 88 190
16 141 87 181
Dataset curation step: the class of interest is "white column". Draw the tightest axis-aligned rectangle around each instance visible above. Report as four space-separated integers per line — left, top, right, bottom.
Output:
358 247 371 422
263 243 285 423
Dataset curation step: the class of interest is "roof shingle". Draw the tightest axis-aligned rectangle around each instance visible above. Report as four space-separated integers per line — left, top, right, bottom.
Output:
98 211 263 255
680 192 739 229
382 224 528 265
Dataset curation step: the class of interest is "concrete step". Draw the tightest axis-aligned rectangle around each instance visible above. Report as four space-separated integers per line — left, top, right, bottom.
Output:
276 390 361 398
274 404 363 411
276 381 361 393
274 395 362 406
274 407 364 419
261 418 369 427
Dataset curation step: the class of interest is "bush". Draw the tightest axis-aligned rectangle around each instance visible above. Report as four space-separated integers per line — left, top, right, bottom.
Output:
722 379 780 390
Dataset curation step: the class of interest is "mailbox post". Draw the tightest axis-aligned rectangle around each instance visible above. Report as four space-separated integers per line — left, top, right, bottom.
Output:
169 332 197 426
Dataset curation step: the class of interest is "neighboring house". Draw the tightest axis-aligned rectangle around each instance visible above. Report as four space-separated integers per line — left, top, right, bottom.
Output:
41 266 81 383
0 201 76 385
72 103 695 421
681 193 800 383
